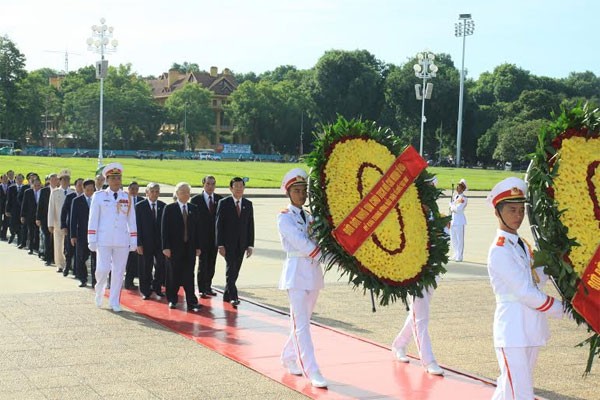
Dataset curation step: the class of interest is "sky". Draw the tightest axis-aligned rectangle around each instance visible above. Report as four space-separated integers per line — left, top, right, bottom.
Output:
1 0 598 80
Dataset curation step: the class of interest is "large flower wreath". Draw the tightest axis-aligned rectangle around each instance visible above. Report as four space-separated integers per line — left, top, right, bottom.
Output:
527 103 600 373
306 117 450 306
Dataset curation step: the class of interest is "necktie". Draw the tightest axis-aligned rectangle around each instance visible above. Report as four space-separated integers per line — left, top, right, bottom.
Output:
209 195 215 214
236 200 241 217
517 237 526 254
182 204 188 242
151 203 156 220
113 192 118 200
87 197 91 208
300 209 306 223
64 190 67 196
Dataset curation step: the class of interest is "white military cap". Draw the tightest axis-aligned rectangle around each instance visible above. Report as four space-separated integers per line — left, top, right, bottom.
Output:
102 162 123 178
58 169 71 179
281 168 308 193
487 177 527 208
457 178 467 190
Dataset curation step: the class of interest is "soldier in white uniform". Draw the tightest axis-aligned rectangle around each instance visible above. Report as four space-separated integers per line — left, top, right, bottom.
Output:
392 176 445 376
88 163 138 312
277 168 327 389
47 169 74 273
449 178 467 261
487 177 566 400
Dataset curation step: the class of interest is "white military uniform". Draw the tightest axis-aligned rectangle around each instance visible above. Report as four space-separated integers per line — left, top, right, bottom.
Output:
47 186 74 271
392 286 436 366
487 177 564 400
88 187 137 310
449 191 467 261
278 204 324 378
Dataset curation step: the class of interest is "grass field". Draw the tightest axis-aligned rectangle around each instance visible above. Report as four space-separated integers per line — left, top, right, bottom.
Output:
0 155 524 190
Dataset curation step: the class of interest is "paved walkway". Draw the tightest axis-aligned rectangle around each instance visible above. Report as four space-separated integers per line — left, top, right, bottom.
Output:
0 190 597 399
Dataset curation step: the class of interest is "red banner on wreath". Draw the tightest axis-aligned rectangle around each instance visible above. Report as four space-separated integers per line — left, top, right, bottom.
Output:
572 244 600 334
332 145 427 255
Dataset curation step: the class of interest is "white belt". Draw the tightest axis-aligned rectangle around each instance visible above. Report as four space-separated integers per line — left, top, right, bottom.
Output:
287 251 308 258
495 294 518 303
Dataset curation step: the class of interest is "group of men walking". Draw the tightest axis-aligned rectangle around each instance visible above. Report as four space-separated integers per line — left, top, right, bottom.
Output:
0 163 255 315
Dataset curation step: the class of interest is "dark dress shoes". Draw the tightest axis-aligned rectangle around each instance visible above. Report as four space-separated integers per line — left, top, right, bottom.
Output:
200 293 210 299
142 295 150 300
188 304 201 312
8 236 14 244
207 290 218 297
28 250 33 255
154 290 165 297
78 282 87 288
17 244 25 249
230 299 240 308
168 302 177 309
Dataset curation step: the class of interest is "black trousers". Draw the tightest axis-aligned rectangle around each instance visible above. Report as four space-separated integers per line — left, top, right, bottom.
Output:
75 241 96 286
25 221 39 251
9 213 21 241
197 246 218 294
19 218 28 247
64 233 75 272
223 250 244 302
41 224 54 263
139 248 165 297
124 251 138 285
165 242 198 306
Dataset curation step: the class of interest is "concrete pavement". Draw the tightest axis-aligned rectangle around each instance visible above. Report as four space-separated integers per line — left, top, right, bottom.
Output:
0 190 597 399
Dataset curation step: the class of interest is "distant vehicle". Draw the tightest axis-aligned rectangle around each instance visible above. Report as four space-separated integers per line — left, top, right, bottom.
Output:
211 154 222 161
135 150 157 159
35 148 59 157
0 146 13 155
75 150 99 158
197 152 213 160
504 161 512 171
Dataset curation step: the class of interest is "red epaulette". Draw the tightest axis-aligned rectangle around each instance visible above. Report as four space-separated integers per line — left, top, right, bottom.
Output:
280 208 289 214
496 236 506 247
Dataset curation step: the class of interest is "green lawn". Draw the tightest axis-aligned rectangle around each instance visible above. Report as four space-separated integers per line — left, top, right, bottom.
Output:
0 155 524 190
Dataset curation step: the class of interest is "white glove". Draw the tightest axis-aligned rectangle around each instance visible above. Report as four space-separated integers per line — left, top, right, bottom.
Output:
88 242 98 252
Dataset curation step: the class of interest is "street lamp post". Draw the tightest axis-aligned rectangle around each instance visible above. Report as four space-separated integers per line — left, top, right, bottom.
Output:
87 18 118 169
454 13 474 168
413 51 439 157
299 111 304 157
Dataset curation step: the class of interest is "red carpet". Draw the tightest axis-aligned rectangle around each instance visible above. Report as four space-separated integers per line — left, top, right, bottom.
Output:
116 288 497 399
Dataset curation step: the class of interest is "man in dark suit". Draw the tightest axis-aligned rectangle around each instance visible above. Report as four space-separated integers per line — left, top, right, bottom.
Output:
17 173 36 249
61 178 83 276
70 179 96 288
0 173 9 241
20 176 42 254
124 181 144 289
216 177 255 308
190 175 222 298
37 173 58 265
136 183 166 300
5 173 24 245
161 182 202 312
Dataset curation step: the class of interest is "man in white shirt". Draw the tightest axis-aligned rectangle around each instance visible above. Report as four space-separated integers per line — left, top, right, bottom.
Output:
449 178 468 261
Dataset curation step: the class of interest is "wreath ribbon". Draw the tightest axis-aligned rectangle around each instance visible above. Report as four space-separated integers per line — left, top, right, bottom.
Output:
332 145 426 255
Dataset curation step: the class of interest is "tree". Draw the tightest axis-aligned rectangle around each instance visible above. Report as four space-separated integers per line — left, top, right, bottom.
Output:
311 49 386 123
0 35 27 141
228 78 314 154
490 118 545 163
164 83 213 151
170 62 200 73
18 69 61 145
62 64 164 150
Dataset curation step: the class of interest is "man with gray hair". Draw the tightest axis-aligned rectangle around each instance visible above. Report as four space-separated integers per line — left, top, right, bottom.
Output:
136 182 166 300
161 182 202 311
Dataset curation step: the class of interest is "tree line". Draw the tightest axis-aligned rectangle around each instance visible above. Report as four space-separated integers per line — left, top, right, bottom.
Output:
1 35 599 164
